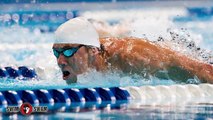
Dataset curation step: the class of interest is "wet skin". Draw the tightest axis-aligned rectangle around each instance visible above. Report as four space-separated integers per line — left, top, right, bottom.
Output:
52 43 106 84
52 44 89 84
53 37 213 84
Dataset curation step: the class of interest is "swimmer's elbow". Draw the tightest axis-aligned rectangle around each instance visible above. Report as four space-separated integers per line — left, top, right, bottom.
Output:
198 64 213 83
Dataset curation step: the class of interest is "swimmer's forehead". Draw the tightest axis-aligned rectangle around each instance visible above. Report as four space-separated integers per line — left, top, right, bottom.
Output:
53 43 81 49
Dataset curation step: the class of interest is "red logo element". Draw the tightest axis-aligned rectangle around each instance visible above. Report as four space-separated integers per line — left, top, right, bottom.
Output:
20 103 33 115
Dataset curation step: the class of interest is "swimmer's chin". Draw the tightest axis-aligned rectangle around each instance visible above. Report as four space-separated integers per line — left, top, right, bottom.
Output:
63 75 77 84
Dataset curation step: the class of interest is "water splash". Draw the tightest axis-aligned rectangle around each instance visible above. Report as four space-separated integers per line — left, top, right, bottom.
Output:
156 28 213 64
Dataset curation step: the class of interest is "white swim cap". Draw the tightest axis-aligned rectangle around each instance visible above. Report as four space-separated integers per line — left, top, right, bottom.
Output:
55 17 100 48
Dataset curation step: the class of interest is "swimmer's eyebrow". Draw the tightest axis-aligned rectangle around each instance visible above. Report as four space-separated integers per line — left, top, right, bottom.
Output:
53 45 79 49
62 45 76 49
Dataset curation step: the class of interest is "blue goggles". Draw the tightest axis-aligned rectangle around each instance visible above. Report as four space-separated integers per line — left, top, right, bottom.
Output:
53 45 84 58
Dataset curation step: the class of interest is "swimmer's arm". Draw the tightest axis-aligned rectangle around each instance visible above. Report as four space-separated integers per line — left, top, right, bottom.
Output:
128 38 213 83
103 37 213 83
174 53 213 83
101 37 172 73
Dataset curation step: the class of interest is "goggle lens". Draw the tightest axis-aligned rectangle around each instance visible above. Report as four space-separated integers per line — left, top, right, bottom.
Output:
63 48 77 57
53 45 83 58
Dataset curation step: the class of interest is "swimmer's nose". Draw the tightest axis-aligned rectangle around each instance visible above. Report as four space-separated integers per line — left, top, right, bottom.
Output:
57 54 68 67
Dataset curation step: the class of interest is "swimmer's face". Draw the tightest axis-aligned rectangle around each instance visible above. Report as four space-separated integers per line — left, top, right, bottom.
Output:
52 43 90 84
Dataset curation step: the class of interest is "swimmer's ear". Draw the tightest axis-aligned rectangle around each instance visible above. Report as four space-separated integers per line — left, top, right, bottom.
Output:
91 47 99 55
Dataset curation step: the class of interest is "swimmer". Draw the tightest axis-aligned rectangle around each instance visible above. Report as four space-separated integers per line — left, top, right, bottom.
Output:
53 17 213 84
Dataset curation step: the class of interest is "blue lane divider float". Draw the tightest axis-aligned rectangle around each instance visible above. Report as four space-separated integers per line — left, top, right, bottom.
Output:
0 66 37 80
79 88 102 110
17 90 39 105
33 89 54 105
0 92 7 106
95 88 117 109
0 68 8 78
2 91 23 106
49 89 71 106
63 88 85 109
80 88 101 103
64 88 85 103
95 88 116 102
18 66 37 79
0 87 130 112
48 89 71 110
4 67 20 79
110 87 131 101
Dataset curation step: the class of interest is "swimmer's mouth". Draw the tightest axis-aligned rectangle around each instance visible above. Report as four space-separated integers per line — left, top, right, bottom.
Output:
63 71 70 79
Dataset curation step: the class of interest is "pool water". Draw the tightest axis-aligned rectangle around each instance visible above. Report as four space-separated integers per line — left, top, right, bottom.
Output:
0 0 213 119
4 104 213 119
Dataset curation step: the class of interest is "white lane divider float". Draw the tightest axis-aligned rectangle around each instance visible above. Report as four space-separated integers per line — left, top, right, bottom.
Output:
126 84 213 106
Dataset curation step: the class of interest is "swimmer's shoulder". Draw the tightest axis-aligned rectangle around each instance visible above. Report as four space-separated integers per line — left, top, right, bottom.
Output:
99 37 150 56
99 37 152 51
99 37 131 55
100 37 125 47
